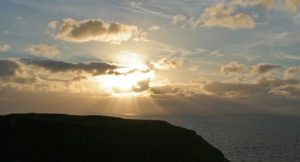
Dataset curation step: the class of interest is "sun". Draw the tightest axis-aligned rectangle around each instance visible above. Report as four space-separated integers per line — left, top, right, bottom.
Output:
100 70 155 95
96 53 155 96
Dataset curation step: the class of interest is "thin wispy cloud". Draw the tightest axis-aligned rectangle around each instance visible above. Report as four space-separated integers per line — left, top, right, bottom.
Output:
26 44 60 57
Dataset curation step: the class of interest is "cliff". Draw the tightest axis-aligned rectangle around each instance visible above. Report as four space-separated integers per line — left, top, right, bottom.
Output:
0 113 229 162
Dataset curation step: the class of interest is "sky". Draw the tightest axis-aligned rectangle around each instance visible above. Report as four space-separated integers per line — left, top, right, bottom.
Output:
0 0 300 116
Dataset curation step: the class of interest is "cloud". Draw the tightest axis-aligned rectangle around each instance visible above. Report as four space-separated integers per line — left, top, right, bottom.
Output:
0 58 300 115
0 58 158 94
201 3 256 30
284 67 300 79
285 0 300 12
172 15 187 25
151 57 183 70
132 79 151 92
231 0 275 8
48 20 59 30
148 77 300 114
171 15 201 29
257 76 299 87
0 60 21 77
149 25 161 31
232 0 300 12
276 86 300 98
173 0 300 30
220 61 245 75
1 85 299 116
151 85 181 95
0 44 11 53
0 59 124 93
150 74 300 99
251 63 281 74
256 77 300 98
26 44 60 57
172 2 256 30
203 77 300 99
22 59 118 76
203 81 264 97
54 18 143 44
202 75 299 97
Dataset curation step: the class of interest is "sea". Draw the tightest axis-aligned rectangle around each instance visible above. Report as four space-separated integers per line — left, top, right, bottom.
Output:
144 115 300 162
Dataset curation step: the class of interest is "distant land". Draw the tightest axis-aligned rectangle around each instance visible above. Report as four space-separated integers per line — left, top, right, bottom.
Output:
0 113 229 162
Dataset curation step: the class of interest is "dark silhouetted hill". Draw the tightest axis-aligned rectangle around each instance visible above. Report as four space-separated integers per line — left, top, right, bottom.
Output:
0 113 229 162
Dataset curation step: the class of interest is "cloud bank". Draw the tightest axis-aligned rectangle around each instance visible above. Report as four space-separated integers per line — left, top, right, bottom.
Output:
0 59 299 115
22 59 118 76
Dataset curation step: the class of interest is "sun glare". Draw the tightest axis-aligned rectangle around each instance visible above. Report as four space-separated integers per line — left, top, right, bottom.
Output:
119 52 149 71
96 53 155 96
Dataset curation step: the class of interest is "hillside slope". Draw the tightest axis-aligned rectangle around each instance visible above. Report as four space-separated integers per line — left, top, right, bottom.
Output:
0 113 229 162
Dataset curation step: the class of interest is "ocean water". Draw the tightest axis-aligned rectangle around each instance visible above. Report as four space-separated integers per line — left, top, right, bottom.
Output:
148 115 300 162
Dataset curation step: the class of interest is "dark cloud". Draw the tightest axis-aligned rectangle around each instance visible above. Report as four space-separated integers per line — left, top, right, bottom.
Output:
133 79 151 92
284 67 300 79
0 58 299 115
203 77 299 98
256 77 300 98
12 77 38 84
203 81 265 97
0 60 21 77
106 68 150 76
277 86 300 98
151 85 181 95
0 59 156 93
220 61 245 75
22 59 118 76
0 78 300 116
257 77 299 87
54 18 143 44
252 63 281 74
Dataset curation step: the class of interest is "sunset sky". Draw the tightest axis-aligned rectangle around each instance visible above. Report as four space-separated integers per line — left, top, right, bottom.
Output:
0 0 300 116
